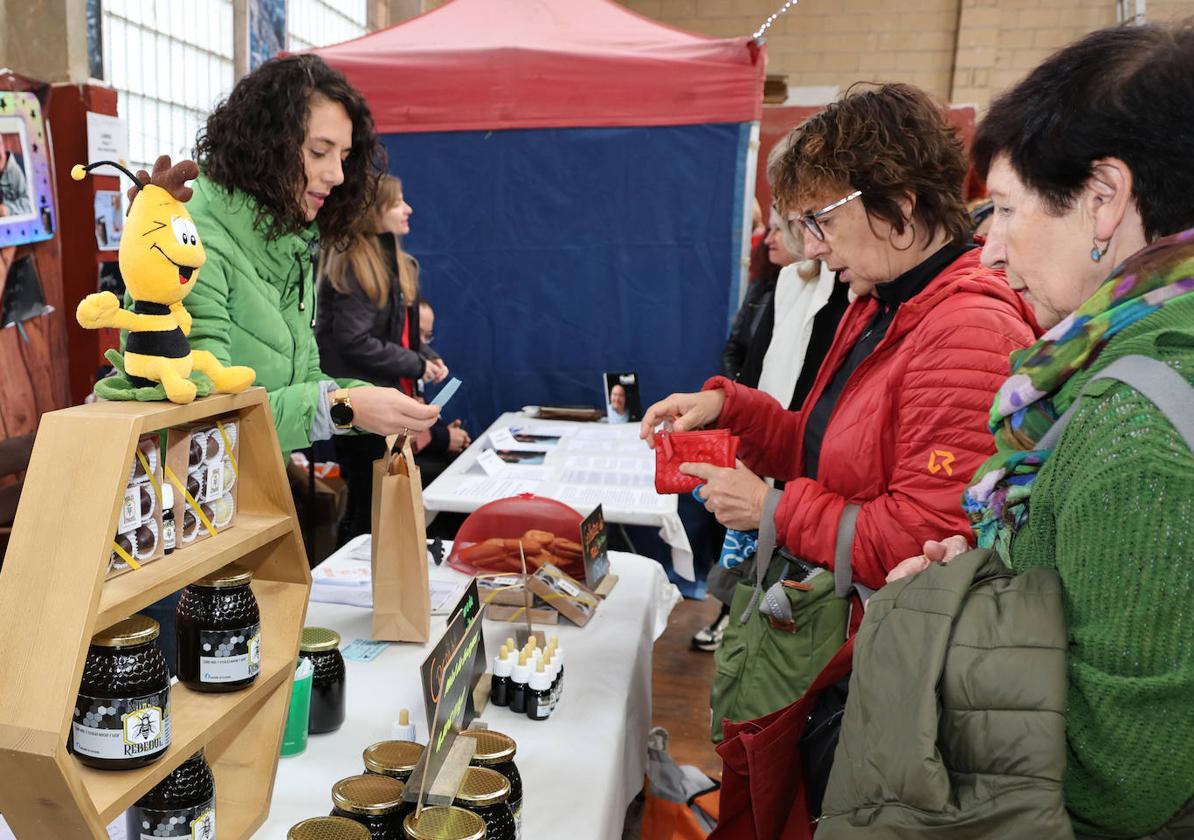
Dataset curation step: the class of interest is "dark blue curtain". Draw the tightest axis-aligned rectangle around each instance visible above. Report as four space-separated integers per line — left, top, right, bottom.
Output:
382 123 747 433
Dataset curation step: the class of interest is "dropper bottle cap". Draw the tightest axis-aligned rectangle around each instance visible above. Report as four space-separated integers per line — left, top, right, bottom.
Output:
391 707 417 741
494 650 513 678
512 651 531 683
529 659 551 691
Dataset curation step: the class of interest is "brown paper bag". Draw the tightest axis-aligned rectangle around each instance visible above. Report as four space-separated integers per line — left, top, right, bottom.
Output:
370 436 430 642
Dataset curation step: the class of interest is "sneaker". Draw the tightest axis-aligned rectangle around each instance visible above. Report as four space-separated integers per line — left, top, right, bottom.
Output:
691 607 731 652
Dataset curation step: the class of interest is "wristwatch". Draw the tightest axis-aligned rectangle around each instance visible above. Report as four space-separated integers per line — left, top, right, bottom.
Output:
329 389 355 430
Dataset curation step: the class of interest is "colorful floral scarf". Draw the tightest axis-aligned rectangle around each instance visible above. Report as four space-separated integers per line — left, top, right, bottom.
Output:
964 228 1194 553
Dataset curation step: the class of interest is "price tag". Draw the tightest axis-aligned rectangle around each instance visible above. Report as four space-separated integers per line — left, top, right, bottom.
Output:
476 450 505 477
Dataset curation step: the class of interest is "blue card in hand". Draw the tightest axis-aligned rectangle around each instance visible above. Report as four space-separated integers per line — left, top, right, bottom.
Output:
430 377 462 410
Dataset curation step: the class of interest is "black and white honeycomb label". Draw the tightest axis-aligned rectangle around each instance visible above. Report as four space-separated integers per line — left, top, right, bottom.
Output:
72 689 171 760
132 798 215 839
199 623 260 683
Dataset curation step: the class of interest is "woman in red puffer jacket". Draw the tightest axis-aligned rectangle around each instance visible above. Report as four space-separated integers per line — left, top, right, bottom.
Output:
642 83 1039 592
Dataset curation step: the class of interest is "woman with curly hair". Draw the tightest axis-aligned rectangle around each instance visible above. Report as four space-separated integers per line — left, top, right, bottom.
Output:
641 83 1038 735
184 53 438 452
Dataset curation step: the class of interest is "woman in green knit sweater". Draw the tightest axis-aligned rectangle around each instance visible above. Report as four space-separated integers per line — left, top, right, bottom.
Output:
893 22 1194 838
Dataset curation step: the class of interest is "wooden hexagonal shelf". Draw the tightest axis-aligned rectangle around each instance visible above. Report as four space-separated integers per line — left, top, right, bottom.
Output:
0 389 311 838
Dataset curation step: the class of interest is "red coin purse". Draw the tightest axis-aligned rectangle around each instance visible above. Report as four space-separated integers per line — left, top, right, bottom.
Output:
654 428 740 495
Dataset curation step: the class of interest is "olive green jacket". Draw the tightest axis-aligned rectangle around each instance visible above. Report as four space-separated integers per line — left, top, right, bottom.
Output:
816 549 1072 839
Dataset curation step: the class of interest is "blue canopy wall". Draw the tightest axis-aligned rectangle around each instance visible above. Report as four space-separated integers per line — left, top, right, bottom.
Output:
383 123 751 432
316 0 764 433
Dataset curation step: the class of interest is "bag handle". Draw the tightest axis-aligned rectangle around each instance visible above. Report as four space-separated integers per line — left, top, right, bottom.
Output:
1039 354 1194 452
739 487 784 624
384 434 416 477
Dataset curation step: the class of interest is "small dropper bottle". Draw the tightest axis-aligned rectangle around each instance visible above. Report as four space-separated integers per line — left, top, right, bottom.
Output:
391 707 417 741
491 644 513 707
527 659 552 721
509 651 531 713
552 642 565 706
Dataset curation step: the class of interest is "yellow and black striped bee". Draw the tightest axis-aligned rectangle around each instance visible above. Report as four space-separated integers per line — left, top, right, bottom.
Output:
73 155 254 404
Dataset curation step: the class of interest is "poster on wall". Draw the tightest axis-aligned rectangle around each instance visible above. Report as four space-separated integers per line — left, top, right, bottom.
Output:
85 112 128 167
0 93 56 248
250 0 286 70
94 190 124 251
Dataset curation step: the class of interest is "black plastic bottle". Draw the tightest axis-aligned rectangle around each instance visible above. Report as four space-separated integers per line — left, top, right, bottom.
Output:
508 652 530 714
490 647 512 708
161 484 176 554
526 661 551 721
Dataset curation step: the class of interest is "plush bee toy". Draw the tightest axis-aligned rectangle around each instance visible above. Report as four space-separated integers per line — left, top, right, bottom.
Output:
73 155 255 404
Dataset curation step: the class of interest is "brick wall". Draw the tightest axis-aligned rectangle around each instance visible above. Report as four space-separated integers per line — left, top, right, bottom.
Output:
615 0 1194 109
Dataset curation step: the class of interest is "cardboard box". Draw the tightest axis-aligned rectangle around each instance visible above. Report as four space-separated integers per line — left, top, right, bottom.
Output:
485 604 559 625
477 575 535 607
527 563 599 627
107 433 165 578
165 414 240 548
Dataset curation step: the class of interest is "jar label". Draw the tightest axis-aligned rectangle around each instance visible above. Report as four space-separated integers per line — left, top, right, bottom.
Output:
204 461 224 503
163 518 176 551
119 486 141 533
72 689 172 760
199 623 261 683
131 797 215 839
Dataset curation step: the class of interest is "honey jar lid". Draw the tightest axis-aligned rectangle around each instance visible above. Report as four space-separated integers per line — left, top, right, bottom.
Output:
301 626 342 652
403 806 486 840
460 728 516 764
331 773 405 815
363 740 424 775
287 816 371 840
455 767 510 807
194 562 253 588
91 615 159 648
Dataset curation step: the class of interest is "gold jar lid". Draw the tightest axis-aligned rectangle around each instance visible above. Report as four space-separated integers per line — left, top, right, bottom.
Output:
363 740 424 775
91 615 160 648
193 562 253 588
331 773 405 816
301 626 342 652
455 766 510 807
287 816 371 840
461 728 516 764
403 806 486 840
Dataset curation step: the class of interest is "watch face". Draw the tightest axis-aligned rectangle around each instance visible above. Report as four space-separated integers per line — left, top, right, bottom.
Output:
330 400 353 427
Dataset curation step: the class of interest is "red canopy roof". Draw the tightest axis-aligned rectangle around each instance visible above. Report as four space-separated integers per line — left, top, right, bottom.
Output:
314 0 765 134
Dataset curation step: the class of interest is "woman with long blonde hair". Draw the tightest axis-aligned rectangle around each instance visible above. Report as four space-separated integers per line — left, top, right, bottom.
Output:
317 174 449 542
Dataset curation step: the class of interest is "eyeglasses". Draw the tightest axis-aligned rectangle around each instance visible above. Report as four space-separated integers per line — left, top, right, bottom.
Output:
790 190 863 242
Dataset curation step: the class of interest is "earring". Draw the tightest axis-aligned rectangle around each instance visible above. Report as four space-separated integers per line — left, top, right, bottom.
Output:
1091 238 1109 263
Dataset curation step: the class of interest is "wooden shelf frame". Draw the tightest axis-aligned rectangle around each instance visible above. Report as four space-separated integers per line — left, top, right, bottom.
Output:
0 389 311 839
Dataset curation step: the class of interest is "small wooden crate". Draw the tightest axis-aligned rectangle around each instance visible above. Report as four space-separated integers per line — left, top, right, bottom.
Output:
0 389 311 839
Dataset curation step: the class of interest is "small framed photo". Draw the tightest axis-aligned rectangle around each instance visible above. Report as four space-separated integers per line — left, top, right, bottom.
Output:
0 92 56 248
603 372 641 424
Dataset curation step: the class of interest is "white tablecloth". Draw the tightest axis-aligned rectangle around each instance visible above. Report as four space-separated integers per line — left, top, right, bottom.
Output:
421 412 695 580
257 541 681 839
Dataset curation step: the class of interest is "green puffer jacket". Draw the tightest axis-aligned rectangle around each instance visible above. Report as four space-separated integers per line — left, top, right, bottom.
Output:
184 176 363 452
816 549 1072 840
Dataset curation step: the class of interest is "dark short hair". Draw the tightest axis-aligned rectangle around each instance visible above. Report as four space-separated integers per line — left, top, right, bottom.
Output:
771 83 970 247
195 53 385 248
973 21 1194 241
